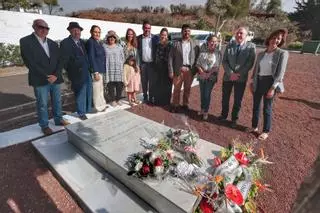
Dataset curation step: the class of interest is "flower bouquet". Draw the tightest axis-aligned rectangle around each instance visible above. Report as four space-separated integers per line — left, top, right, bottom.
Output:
165 129 202 167
126 128 203 179
126 148 175 179
193 141 273 213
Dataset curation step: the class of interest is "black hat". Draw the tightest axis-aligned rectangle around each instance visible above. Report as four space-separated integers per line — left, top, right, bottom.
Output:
67 22 83 31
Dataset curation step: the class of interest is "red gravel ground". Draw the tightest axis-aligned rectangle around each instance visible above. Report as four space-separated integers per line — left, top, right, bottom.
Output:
0 51 319 212
0 142 83 213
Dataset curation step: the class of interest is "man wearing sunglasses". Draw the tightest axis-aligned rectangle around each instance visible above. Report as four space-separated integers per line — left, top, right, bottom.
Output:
20 19 69 136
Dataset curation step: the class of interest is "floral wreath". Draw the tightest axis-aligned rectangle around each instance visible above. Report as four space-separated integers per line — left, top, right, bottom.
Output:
193 141 273 213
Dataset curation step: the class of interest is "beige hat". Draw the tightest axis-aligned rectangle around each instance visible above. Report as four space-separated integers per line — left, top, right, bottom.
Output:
105 30 119 42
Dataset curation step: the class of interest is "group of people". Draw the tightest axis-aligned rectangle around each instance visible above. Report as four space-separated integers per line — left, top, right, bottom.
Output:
194 26 288 140
20 18 288 141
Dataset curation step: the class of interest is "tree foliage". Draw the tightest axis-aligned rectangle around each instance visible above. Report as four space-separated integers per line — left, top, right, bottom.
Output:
43 0 62 15
205 0 250 33
266 0 282 14
0 0 32 10
289 0 320 40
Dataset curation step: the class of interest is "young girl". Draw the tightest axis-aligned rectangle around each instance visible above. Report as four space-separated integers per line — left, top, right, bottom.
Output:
123 56 141 105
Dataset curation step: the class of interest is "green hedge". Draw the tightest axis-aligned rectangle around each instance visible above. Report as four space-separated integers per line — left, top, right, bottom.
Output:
288 41 303 50
0 43 24 67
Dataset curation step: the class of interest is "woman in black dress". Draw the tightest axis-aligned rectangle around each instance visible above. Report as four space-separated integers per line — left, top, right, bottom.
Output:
154 28 172 106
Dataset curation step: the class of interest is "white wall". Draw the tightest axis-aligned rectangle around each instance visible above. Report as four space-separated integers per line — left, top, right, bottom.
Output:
0 10 211 45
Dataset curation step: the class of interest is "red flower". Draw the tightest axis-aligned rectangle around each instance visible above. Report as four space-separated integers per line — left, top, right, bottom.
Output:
212 192 218 200
213 157 222 167
234 152 249 166
154 157 163 167
225 184 244 205
141 164 150 176
199 198 214 213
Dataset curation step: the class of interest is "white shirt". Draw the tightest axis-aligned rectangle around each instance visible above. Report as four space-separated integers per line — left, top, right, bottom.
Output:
198 52 217 71
259 52 274 76
34 33 50 57
182 40 191 65
142 35 152 62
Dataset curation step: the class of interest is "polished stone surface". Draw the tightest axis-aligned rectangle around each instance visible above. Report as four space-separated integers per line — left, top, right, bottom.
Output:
32 132 156 213
66 110 222 213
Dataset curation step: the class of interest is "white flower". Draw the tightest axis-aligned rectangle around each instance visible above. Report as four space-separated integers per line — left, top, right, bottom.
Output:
149 151 161 163
134 162 143 171
154 165 164 176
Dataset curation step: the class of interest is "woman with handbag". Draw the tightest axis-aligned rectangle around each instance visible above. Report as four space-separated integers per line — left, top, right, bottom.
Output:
86 25 108 112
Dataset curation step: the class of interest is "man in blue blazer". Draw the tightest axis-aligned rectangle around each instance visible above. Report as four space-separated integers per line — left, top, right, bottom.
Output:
59 22 93 120
219 26 256 127
137 20 159 104
20 19 69 136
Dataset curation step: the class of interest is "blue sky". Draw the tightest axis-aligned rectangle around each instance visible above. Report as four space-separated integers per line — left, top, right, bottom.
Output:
57 0 297 14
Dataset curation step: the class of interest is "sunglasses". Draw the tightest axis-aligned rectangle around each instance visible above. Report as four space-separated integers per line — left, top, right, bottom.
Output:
37 25 50 30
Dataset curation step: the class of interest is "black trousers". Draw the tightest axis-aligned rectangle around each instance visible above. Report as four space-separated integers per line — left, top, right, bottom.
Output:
107 81 123 102
252 76 274 132
153 63 172 106
140 62 155 101
221 81 247 121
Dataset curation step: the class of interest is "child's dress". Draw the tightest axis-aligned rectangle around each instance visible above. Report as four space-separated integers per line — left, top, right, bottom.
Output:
123 64 141 92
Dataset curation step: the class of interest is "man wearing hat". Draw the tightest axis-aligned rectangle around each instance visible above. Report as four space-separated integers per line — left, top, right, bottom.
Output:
59 22 93 120
20 19 69 136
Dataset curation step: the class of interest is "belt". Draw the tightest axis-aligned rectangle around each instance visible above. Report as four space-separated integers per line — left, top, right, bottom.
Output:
258 75 273 80
142 61 153 64
182 64 191 68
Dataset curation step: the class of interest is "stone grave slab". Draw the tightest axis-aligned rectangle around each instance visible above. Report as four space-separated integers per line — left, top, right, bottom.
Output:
66 110 222 213
32 131 156 213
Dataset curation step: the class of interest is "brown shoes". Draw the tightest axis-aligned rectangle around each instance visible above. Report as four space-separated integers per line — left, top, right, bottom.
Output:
42 127 53 136
55 119 70 126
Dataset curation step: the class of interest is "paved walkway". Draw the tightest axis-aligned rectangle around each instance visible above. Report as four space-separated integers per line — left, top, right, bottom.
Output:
0 74 34 109
0 73 69 109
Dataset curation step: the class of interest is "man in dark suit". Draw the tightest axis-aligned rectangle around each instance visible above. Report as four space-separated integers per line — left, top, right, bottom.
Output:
59 22 93 120
219 26 256 127
137 20 159 104
20 19 69 136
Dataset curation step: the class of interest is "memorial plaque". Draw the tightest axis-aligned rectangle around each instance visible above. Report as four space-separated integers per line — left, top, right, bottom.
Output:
66 110 222 213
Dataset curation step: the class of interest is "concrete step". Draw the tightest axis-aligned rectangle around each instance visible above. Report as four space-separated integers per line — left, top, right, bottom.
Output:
0 92 75 132
32 131 157 213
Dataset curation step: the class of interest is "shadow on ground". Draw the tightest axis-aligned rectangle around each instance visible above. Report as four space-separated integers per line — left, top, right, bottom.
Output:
0 91 35 109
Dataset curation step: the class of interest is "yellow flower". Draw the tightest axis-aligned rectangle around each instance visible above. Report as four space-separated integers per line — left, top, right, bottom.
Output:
214 175 224 183
193 185 205 196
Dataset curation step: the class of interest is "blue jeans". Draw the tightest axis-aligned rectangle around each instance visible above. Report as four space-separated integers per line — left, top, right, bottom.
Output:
199 79 215 112
221 81 247 121
33 83 63 128
73 80 92 116
252 76 274 132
